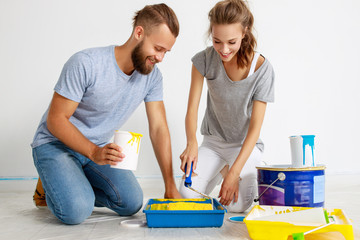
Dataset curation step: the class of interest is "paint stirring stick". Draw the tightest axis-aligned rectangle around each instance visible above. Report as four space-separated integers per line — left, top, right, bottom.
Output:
292 221 335 240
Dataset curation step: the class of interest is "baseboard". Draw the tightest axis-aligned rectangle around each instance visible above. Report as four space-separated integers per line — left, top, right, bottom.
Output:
1 170 359 181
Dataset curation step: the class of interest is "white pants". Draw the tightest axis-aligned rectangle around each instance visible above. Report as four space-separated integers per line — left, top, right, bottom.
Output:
179 135 262 213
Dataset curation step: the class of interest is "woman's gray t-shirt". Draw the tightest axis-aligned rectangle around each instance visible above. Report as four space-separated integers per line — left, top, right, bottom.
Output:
191 47 275 151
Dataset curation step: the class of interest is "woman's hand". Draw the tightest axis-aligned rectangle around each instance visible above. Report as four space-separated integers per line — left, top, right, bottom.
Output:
180 142 198 176
91 143 125 166
218 170 240 206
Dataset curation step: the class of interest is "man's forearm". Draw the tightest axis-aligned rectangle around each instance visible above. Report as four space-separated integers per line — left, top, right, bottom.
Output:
149 126 176 187
46 92 99 161
47 115 98 160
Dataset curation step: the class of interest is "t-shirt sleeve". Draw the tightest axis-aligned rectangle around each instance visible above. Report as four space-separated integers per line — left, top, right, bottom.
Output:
253 61 275 103
54 52 93 103
144 67 163 102
191 50 206 76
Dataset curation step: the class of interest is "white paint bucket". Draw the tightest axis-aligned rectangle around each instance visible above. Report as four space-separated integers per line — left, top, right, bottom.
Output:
289 135 315 168
111 131 143 171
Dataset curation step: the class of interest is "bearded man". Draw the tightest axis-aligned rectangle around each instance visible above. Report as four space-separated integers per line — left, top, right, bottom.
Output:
31 4 181 225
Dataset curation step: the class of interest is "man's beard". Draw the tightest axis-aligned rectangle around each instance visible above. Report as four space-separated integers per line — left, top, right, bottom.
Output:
131 41 156 75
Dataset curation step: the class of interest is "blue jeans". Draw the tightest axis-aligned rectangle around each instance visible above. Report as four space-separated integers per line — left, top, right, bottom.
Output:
32 141 143 224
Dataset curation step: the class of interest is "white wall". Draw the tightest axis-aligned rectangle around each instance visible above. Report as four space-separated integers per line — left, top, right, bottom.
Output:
1 0 359 178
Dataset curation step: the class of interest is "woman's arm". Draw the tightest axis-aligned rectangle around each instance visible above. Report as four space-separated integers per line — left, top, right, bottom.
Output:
218 100 267 205
179 64 204 176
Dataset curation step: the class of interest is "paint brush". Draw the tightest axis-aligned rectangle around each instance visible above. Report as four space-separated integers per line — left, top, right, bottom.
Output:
184 163 214 210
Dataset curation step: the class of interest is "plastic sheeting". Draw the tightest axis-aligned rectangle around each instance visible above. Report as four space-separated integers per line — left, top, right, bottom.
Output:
0 176 359 239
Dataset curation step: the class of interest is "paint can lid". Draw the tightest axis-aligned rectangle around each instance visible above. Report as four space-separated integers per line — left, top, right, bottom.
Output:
120 219 147 227
228 216 245 222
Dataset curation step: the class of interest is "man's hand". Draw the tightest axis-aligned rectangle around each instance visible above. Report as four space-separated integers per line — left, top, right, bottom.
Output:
145 101 180 199
91 143 125 166
164 187 182 199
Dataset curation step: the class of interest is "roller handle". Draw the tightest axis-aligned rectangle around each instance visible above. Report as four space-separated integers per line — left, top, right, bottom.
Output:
184 162 193 187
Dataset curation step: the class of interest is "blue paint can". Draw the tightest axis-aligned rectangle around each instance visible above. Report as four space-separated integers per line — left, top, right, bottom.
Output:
256 165 325 207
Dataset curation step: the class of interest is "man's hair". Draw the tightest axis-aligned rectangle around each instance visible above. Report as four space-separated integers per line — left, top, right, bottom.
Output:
133 3 179 37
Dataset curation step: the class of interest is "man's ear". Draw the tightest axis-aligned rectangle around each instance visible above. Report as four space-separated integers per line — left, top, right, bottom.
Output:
133 26 144 40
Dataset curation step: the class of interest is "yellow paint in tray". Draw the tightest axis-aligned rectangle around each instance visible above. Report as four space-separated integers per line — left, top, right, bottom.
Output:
150 202 213 211
153 198 208 202
148 199 213 211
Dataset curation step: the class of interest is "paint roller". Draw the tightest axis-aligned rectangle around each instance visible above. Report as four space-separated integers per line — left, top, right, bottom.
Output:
184 162 214 210
292 210 335 240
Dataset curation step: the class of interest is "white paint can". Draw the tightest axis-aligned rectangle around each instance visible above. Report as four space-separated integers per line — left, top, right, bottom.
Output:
111 131 142 170
289 135 315 168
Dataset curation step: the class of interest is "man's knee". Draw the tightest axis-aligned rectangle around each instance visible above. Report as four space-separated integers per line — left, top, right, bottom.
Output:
122 196 143 216
54 199 94 225
113 187 143 216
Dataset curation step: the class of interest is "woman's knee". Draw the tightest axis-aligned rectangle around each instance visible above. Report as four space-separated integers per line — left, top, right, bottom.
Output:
178 177 208 198
179 184 200 198
227 197 253 213
227 177 257 213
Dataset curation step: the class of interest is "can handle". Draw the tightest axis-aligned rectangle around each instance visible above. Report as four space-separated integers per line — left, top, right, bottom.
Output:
254 172 286 202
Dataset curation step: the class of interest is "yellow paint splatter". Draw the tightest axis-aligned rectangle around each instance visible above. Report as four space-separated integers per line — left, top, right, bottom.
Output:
127 132 143 154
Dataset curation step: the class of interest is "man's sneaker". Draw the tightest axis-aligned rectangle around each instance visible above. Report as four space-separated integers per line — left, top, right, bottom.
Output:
33 178 47 208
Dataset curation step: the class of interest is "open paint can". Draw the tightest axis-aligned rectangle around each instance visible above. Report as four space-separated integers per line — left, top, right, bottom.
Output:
256 165 325 207
112 131 143 171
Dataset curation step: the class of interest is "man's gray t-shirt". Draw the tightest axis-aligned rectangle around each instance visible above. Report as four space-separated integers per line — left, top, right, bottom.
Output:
192 47 275 151
31 45 163 148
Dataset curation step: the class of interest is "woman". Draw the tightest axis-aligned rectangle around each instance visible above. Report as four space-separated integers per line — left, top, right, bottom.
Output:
179 0 275 212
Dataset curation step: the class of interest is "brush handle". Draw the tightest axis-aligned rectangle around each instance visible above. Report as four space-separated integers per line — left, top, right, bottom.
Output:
184 162 193 187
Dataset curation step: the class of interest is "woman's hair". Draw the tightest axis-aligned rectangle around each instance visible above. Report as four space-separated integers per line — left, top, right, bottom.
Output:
208 0 256 68
133 3 179 38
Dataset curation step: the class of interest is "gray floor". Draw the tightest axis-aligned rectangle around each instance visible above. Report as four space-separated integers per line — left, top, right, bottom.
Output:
0 174 359 240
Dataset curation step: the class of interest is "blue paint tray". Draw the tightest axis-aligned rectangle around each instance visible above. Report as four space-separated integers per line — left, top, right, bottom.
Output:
143 198 226 228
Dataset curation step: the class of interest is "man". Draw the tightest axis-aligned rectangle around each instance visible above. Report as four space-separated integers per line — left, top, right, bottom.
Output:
31 3 181 225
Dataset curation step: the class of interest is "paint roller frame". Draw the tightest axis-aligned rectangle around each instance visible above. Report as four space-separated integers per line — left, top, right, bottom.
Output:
184 162 214 210
292 209 335 240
